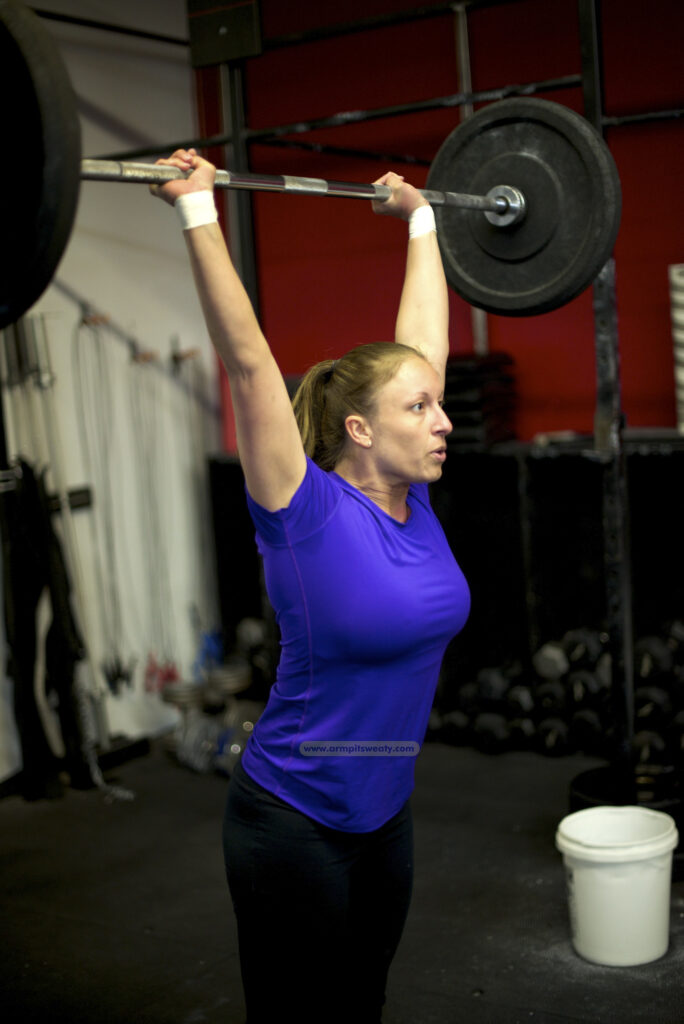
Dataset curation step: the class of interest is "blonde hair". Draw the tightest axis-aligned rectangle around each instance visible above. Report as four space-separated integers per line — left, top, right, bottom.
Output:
292 342 427 471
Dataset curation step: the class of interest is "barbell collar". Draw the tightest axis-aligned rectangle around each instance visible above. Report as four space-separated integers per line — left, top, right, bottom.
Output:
483 185 526 227
79 159 514 217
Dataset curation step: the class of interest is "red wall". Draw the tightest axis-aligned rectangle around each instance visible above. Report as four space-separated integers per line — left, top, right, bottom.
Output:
209 0 684 449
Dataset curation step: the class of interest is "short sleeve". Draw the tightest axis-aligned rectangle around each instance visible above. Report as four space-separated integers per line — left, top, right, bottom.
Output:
245 457 342 548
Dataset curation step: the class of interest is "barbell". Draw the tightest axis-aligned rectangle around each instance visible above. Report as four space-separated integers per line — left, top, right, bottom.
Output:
0 0 622 330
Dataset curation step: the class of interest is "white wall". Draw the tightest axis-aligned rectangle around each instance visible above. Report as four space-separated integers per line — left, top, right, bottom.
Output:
0 1 224 781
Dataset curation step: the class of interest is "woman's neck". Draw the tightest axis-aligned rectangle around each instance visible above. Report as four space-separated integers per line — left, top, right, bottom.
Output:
333 458 410 523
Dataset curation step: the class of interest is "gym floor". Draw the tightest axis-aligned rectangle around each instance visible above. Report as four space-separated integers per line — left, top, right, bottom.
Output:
1 740 682 1024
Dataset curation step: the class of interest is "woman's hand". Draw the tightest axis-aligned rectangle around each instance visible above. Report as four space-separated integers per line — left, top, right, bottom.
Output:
150 148 216 205
371 171 428 221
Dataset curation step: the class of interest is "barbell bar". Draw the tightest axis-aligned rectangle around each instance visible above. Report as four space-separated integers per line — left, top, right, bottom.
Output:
79 158 526 220
1 0 622 329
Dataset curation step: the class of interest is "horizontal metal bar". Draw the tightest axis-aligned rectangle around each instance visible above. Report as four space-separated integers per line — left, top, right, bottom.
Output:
243 76 583 143
80 160 509 213
263 1 465 50
33 7 188 47
260 138 431 168
602 107 684 127
92 75 581 163
34 2 515 58
263 0 522 51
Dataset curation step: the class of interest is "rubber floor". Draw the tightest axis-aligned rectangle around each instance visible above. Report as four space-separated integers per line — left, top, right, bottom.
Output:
1 740 682 1023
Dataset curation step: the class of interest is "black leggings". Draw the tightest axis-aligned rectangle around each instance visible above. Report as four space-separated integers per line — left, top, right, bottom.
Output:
222 760 414 1024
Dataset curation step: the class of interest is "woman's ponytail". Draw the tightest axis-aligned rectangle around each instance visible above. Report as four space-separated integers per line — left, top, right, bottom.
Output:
292 359 338 469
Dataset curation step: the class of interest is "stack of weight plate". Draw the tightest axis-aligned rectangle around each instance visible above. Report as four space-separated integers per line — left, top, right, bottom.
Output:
669 264 684 432
443 352 516 448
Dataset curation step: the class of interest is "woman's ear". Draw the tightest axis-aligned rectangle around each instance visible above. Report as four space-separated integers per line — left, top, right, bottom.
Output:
344 415 373 449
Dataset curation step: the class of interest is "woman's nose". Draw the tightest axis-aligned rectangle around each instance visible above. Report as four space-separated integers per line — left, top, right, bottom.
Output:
436 405 452 434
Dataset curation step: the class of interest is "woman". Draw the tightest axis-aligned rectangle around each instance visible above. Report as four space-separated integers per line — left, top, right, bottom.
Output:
153 150 471 1023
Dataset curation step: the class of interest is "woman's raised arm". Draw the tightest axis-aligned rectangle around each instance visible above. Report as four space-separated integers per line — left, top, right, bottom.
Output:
153 150 306 512
372 172 449 384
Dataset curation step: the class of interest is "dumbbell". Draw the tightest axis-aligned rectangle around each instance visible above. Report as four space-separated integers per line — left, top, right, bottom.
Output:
663 619 684 668
532 642 569 681
435 709 471 746
569 708 606 757
561 628 608 670
536 718 572 756
456 681 481 716
507 716 536 750
506 683 536 717
632 729 670 766
476 666 512 712
215 699 264 775
634 685 673 731
535 680 568 718
532 628 607 682
634 635 674 682
568 669 610 712
472 712 511 754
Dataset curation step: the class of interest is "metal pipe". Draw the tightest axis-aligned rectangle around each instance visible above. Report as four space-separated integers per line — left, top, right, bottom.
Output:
93 74 581 163
262 0 523 51
33 8 188 48
602 107 683 127
454 2 490 359
80 159 514 215
592 260 635 770
264 2 467 51
243 76 582 144
577 0 604 131
259 138 431 167
221 63 260 316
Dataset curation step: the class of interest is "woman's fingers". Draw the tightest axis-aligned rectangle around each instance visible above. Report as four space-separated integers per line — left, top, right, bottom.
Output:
150 149 215 204
371 171 425 219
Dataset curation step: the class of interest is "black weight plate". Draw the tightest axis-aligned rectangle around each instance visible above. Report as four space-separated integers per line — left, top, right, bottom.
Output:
0 0 81 330
426 98 622 316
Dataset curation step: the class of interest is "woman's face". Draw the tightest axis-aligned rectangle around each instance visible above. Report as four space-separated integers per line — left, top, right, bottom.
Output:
363 356 452 485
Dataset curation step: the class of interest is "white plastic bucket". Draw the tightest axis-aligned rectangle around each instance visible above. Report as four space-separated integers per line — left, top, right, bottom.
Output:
555 805 679 966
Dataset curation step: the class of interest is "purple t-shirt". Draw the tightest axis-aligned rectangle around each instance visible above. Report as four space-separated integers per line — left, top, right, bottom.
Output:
240 457 470 832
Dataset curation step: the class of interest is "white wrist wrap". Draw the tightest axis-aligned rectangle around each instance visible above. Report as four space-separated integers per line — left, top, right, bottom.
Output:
174 191 218 230
408 204 436 239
